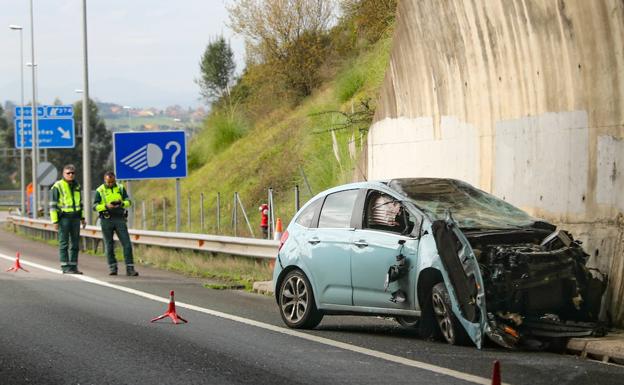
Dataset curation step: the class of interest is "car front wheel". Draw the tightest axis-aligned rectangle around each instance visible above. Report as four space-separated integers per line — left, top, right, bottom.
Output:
278 270 323 329
431 282 470 345
396 316 419 329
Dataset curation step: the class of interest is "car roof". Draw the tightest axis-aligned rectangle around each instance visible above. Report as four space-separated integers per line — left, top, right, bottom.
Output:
312 177 463 199
293 178 465 222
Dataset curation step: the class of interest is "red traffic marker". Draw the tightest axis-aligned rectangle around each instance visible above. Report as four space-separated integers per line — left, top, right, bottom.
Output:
150 290 188 324
491 360 501 385
6 252 29 273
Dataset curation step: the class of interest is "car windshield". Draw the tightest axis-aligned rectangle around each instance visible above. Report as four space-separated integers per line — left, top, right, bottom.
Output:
388 179 536 229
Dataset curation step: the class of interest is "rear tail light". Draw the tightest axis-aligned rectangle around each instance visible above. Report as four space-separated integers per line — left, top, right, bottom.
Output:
278 230 289 252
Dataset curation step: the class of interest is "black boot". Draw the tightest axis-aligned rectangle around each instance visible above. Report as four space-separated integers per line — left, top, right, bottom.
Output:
126 266 139 276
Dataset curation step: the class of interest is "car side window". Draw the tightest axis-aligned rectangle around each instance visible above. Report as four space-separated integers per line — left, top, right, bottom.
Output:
318 189 359 228
364 191 414 235
295 199 322 228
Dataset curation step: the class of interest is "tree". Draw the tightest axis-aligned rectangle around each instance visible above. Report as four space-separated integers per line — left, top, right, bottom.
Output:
229 0 335 61
0 105 18 189
197 36 236 102
282 31 330 96
340 0 397 43
228 0 337 97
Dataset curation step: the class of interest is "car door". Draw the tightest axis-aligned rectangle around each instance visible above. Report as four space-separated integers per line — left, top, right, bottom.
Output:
351 190 420 309
431 213 487 348
304 189 360 306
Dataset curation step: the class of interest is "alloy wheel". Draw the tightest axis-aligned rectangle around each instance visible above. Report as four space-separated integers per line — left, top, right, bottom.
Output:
432 291 455 343
281 275 308 324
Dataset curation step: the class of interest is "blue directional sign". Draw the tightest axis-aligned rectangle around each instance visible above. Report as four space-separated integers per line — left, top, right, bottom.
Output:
114 131 187 180
14 105 75 149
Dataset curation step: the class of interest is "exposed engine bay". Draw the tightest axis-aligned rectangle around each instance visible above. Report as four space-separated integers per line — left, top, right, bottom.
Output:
466 228 607 349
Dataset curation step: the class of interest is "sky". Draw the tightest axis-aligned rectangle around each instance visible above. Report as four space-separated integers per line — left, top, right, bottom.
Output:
0 0 245 109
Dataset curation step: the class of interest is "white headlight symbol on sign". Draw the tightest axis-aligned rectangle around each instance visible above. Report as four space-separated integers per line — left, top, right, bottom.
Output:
121 143 163 172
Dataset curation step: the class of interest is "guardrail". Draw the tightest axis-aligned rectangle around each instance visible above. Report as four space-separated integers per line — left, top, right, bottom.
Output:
0 190 20 207
7 215 279 259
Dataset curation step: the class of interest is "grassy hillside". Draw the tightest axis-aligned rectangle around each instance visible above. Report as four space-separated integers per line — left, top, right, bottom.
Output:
132 37 393 237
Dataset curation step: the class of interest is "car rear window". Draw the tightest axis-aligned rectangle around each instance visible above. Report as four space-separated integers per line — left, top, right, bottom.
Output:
295 198 322 228
318 189 359 228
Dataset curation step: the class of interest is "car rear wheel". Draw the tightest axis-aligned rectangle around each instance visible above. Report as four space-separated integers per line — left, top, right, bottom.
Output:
279 270 323 329
431 282 470 345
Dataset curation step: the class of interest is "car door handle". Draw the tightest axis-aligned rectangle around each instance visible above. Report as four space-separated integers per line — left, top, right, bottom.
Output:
308 238 321 245
354 240 368 248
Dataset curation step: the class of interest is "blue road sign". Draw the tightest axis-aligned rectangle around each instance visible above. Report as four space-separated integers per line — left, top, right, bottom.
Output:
14 105 75 149
15 105 74 118
114 131 187 180
15 106 44 118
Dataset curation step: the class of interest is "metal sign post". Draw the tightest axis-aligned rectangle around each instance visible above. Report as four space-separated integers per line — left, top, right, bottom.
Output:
29 0 38 218
216 192 221 234
200 192 205 232
175 178 181 232
126 181 133 228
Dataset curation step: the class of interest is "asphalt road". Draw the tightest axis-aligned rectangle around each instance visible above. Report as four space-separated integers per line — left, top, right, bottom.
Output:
1 222 623 385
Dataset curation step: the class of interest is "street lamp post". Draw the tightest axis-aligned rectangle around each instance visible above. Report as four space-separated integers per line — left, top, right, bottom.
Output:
74 89 84 136
9 25 25 216
29 0 39 219
81 0 92 225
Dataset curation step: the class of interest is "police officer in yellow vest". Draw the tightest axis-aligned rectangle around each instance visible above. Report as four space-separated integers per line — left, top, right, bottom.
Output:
50 164 86 274
93 171 138 276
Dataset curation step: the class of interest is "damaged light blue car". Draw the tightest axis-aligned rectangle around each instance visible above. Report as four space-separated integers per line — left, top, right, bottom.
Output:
272 178 607 349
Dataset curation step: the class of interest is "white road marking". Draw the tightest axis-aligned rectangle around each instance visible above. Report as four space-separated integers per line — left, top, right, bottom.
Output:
0 253 510 385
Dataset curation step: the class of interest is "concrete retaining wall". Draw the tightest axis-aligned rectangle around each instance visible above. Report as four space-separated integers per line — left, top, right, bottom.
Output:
369 0 624 325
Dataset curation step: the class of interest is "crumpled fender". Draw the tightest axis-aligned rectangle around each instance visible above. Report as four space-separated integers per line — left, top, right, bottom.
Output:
430 216 487 348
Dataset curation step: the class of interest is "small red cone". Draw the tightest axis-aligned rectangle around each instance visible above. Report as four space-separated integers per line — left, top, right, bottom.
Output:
6 252 28 273
150 290 187 324
491 360 501 385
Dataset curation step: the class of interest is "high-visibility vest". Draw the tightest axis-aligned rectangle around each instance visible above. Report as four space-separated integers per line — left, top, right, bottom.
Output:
94 183 131 213
50 179 82 223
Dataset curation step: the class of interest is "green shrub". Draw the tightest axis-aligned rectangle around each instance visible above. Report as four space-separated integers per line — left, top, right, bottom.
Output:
188 132 212 171
207 110 248 153
336 68 366 102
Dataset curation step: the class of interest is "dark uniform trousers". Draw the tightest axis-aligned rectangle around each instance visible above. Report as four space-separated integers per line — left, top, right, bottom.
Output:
59 215 81 272
101 216 134 270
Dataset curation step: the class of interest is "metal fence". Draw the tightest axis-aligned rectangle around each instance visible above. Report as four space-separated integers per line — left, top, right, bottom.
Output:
8 215 279 259
0 190 20 206
126 186 306 239
4 184 309 239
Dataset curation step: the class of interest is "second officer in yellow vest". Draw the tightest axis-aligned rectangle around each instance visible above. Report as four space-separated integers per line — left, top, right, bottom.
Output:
93 171 138 276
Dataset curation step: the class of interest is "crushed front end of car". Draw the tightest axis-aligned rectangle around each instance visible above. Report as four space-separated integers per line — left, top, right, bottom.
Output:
388 178 608 349
466 228 608 349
